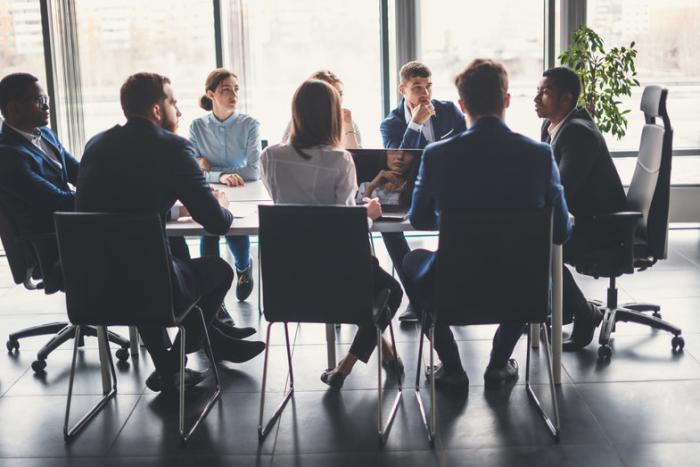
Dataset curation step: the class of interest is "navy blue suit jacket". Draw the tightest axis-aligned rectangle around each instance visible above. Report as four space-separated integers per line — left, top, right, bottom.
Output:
77 117 233 307
0 124 78 235
380 98 466 149
408 117 572 286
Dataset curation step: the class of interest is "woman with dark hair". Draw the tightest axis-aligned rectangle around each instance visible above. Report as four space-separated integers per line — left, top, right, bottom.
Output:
261 79 404 388
357 149 419 207
189 68 259 304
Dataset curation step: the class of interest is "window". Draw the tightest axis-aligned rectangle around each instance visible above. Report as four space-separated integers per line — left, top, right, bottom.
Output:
74 0 216 141
588 0 700 185
419 0 544 140
0 1 47 92
221 0 385 147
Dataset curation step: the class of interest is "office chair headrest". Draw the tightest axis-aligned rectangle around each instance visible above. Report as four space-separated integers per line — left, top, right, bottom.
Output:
640 85 667 118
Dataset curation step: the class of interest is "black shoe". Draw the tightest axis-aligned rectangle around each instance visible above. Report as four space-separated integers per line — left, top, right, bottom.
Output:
398 304 419 322
216 303 235 327
320 368 348 389
484 358 519 389
235 262 254 302
425 363 469 389
563 302 604 351
382 357 405 378
212 318 257 340
145 368 208 393
210 328 265 363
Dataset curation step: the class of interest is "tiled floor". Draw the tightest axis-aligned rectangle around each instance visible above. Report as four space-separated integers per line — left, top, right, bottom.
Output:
1 229 700 466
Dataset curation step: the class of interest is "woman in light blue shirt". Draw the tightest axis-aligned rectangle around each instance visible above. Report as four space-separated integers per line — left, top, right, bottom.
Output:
189 68 261 302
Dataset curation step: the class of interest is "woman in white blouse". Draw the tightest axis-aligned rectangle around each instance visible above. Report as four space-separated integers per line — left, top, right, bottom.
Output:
261 79 404 389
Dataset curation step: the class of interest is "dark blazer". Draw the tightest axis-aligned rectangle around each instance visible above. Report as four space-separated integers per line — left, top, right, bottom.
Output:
407 117 572 287
0 124 79 235
380 98 466 149
76 117 233 307
541 108 627 219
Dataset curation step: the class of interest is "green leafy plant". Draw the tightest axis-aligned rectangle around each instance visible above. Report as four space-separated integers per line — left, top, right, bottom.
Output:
559 25 640 139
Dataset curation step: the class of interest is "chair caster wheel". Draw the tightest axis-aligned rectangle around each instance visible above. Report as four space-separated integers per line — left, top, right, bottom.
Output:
31 359 47 372
672 336 685 352
598 345 612 359
6 339 19 352
116 347 130 361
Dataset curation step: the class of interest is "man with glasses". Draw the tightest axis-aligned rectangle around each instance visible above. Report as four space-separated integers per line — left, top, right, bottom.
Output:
379 61 467 322
0 73 78 292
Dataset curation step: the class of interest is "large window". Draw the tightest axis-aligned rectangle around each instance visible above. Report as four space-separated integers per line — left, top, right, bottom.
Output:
588 0 700 185
419 0 544 140
74 0 216 141
221 0 385 147
0 1 47 95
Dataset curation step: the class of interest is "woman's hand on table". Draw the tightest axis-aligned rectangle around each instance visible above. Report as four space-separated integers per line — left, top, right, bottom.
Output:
219 173 245 187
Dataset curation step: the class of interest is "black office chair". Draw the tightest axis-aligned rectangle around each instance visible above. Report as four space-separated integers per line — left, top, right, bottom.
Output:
54 212 221 442
0 203 130 372
256 205 402 445
568 86 683 359
416 208 559 443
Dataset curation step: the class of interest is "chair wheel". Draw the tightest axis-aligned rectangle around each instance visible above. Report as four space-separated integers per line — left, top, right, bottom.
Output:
672 336 685 352
6 339 19 352
115 347 130 361
598 345 612 359
31 359 47 372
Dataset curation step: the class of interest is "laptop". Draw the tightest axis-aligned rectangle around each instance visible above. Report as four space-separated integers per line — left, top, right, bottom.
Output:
349 148 423 222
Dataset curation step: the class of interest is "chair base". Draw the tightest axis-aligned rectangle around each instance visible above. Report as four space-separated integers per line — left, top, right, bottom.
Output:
597 304 684 359
258 320 402 445
415 323 560 445
7 323 132 373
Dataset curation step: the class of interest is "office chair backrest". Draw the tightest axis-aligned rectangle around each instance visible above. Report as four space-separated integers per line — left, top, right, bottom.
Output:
259 204 374 324
434 208 552 326
626 86 672 259
0 201 39 287
54 212 175 326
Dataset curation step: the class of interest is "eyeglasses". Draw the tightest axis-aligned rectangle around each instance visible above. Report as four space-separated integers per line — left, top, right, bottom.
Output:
25 94 50 106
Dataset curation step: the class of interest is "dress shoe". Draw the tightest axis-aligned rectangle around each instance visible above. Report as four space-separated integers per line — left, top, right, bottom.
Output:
425 363 469 389
562 302 604 351
145 368 208 393
382 357 405 378
212 318 257 340
216 303 235 327
398 304 419 322
484 358 519 389
210 327 265 363
235 261 254 302
320 368 348 389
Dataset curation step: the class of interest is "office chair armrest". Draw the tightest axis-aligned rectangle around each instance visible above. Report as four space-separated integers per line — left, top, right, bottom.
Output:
372 288 392 324
592 211 642 272
592 211 642 224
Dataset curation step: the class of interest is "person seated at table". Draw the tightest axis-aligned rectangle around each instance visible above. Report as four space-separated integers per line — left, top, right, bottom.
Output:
356 149 419 208
260 79 404 389
281 69 360 150
77 72 266 393
0 73 79 293
402 59 572 391
189 68 258 305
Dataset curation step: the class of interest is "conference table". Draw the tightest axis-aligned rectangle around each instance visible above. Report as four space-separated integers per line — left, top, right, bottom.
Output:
98 181 564 388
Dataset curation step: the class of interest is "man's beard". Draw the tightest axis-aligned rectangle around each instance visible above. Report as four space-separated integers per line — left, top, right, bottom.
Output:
161 116 178 133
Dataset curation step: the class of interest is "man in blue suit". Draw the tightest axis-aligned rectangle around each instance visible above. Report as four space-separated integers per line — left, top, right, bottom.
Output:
379 62 467 322
0 73 79 292
403 59 572 390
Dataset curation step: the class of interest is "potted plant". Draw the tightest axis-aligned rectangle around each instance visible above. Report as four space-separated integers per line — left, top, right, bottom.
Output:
559 25 640 139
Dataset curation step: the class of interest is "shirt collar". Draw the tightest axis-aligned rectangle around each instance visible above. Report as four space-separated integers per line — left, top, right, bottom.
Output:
5 123 42 145
547 107 576 141
208 112 239 127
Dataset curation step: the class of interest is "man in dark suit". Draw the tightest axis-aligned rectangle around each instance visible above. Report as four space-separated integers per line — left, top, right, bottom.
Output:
403 59 572 390
77 73 264 392
379 61 467 322
0 73 78 292
535 67 627 350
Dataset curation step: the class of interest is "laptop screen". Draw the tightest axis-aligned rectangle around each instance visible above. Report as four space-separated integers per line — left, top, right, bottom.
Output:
349 148 423 211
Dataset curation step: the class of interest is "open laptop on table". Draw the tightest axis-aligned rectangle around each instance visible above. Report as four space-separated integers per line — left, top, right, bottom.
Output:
349 148 423 222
